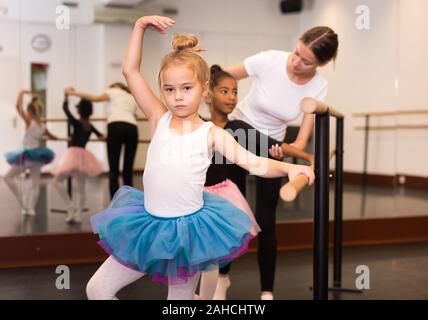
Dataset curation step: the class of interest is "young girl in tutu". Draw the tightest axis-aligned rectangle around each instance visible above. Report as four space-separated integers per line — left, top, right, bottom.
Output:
52 91 105 224
198 65 314 299
4 90 57 216
86 15 314 300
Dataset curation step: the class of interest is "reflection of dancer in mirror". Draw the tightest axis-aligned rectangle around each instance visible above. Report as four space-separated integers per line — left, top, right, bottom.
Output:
86 15 314 300
198 65 313 300
65 82 138 199
52 90 106 224
4 90 57 216
224 26 338 300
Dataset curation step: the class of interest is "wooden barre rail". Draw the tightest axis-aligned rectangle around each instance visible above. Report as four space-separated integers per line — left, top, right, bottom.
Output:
49 138 151 143
301 97 344 119
353 109 428 117
42 117 148 123
280 149 336 202
279 98 344 203
355 124 428 131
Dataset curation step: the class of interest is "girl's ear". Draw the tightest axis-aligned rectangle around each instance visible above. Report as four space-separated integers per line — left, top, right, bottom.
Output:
205 91 213 105
202 80 210 98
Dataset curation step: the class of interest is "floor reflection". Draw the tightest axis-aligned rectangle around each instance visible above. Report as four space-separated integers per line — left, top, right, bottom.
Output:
0 174 427 236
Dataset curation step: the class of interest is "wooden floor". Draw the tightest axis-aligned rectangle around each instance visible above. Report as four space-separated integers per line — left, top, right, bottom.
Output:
1 242 427 300
1 174 428 236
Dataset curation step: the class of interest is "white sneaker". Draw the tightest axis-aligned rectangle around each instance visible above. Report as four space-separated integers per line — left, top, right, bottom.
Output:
213 275 231 300
27 209 36 216
73 210 82 224
261 294 274 300
65 207 75 224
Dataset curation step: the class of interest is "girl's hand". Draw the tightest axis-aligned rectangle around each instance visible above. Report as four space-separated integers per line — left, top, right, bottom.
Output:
65 87 75 95
287 164 315 186
269 144 285 160
136 15 175 34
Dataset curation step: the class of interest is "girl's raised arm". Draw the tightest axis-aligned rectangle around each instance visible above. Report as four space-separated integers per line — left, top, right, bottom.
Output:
122 16 175 130
16 90 31 127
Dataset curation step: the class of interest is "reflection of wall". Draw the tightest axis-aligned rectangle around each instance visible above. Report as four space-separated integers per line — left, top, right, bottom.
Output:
396 0 428 177
0 56 21 175
298 0 399 176
298 0 428 177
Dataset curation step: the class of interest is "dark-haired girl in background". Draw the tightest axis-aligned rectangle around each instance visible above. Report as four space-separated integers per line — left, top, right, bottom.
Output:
52 90 105 224
198 65 313 300
65 83 139 199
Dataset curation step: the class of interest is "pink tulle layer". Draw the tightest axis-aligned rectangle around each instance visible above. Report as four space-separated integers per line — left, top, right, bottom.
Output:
204 179 261 236
52 147 103 177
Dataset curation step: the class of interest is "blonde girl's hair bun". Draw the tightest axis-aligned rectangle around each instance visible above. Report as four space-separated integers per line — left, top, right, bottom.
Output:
28 96 43 118
171 33 199 51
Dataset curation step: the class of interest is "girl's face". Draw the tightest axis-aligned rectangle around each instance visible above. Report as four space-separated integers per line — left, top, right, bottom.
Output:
289 40 319 76
160 64 209 118
211 77 238 115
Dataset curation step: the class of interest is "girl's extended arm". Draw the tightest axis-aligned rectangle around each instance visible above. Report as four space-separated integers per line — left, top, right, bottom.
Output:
210 126 314 183
122 15 174 134
44 128 58 140
64 88 109 102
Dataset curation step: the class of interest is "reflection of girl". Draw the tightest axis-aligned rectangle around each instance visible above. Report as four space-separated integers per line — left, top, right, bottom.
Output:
4 90 57 216
65 82 138 199
199 65 313 300
52 92 105 224
225 26 338 300
86 15 314 300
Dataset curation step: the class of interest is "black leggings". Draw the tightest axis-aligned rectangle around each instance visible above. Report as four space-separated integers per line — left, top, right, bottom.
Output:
224 158 282 293
107 122 138 199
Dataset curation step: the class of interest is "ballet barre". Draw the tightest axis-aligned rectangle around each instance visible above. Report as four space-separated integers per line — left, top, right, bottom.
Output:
297 97 350 300
279 149 335 202
42 117 149 123
51 138 151 144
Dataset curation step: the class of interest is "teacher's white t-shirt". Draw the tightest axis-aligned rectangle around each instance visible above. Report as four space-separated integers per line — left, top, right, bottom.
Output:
229 50 328 141
105 87 138 126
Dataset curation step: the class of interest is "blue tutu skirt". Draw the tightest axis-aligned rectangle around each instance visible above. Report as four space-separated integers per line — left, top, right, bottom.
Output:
90 186 255 285
5 147 55 166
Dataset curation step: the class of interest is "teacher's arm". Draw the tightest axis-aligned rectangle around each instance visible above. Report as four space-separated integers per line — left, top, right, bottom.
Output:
224 63 249 81
292 113 314 150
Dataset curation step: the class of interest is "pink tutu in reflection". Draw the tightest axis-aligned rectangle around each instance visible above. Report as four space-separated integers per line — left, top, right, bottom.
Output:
52 147 103 177
203 179 261 236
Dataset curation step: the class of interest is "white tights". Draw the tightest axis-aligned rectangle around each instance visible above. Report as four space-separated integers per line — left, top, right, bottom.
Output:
86 256 200 300
198 268 219 299
54 172 86 211
4 163 42 211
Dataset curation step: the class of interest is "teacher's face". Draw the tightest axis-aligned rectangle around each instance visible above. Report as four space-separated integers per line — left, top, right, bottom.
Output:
290 40 319 76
